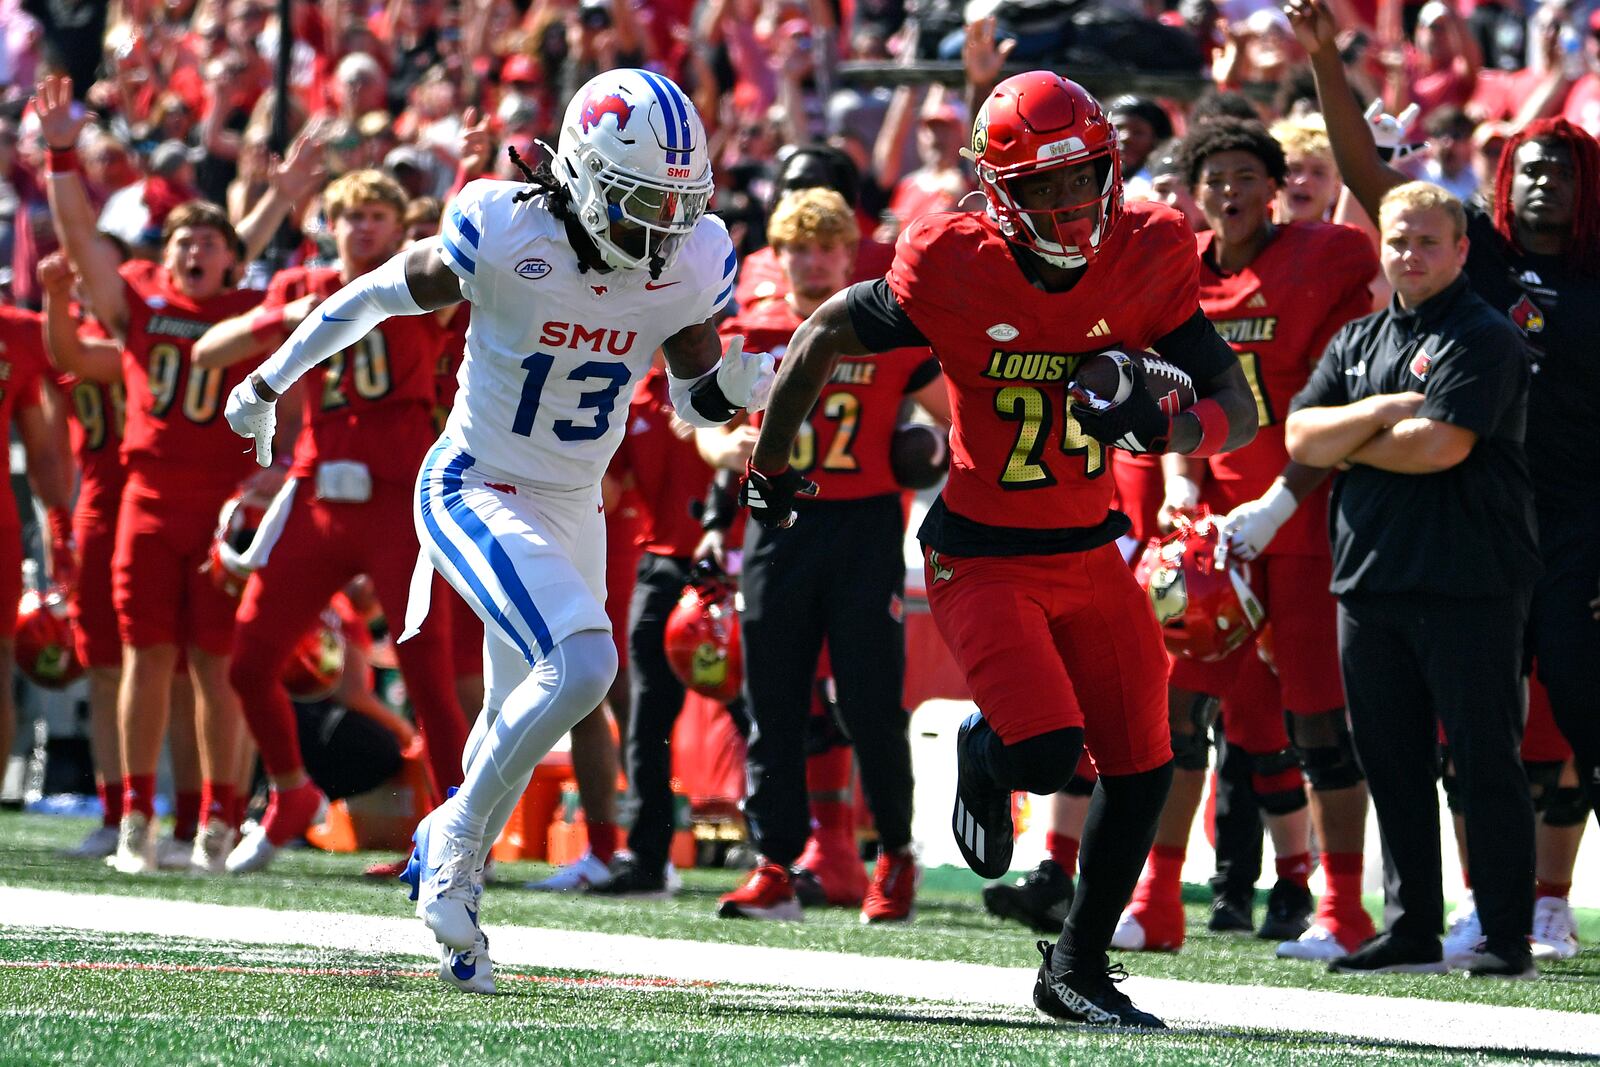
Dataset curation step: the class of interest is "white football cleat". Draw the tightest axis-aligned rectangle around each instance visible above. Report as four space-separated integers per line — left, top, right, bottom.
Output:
106 813 158 875
1442 894 1483 969
1109 910 1148 951
190 823 237 875
225 825 277 874
1531 897 1579 962
399 811 482 951
440 930 496 994
61 825 119 860
1276 923 1347 961
526 851 611 891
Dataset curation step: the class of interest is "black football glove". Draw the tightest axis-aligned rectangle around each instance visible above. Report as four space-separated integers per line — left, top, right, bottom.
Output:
1069 359 1172 454
740 462 818 529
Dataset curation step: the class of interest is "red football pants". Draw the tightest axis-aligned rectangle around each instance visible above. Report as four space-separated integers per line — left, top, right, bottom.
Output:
230 479 467 795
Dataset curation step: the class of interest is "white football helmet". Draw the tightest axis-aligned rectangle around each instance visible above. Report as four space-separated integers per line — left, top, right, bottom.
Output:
555 68 714 272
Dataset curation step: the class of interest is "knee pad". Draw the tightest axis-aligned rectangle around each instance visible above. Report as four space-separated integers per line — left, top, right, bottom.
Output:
1001 726 1085 795
1545 784 1590 828
1250 747 1309 816
1286 708 1365 792
1523 760 1562 814
1063 772 1097 797
1171 693 1219 771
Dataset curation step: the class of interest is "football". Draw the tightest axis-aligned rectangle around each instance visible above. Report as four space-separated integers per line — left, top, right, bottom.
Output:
889 423 950 490
1069 350 1198 417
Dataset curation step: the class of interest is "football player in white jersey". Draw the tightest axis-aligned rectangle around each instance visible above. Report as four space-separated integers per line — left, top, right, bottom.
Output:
222 69 772 993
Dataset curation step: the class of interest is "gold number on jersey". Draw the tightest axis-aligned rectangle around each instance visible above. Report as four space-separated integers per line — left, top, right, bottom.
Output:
182 365 225 424
788 391 863 474
1234 351 1276 428
995 386 1055 489
147 342 182 417
995 386 1104 489
72 381 125 450
321 337 395 411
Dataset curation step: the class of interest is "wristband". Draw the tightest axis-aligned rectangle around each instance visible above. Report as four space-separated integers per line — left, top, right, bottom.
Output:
1185 398 1230 459
249 305 288 344
45 146 81 174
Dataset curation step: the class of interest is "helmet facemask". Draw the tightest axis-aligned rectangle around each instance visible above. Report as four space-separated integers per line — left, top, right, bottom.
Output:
976 147 1123 269
561 137 711 272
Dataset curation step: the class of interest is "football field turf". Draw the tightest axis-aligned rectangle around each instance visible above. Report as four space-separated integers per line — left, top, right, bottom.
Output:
2 812 1597 1065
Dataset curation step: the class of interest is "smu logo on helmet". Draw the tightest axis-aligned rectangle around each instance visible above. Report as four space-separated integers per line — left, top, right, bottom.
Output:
580 90 634 135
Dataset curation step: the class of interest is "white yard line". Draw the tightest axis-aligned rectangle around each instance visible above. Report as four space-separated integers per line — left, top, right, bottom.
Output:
3 885 1596 1056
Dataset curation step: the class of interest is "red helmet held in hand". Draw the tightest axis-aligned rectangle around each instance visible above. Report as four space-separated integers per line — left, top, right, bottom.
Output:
1134 511 1265 663
281 612 346 701
966 71 1123 268
15 587 82 689
664 573 742 703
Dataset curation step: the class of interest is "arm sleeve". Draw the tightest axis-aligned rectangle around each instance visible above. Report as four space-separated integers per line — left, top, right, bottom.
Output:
1415 322 1526 437
1149 309 1238 385
1289 327 1353 414
904 355 941 393
846 278 929 352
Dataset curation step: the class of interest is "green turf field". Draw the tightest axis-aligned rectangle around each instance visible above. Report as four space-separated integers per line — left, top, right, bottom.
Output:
2 814 1594 1012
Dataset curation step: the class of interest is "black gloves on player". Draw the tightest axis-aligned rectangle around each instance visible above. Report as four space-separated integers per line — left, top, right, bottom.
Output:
1069 360 1172 454
740 462 818 529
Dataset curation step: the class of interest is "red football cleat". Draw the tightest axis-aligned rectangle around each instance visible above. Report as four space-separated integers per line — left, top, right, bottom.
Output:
793 833 868 907
860 849 919 924
717 862 803 920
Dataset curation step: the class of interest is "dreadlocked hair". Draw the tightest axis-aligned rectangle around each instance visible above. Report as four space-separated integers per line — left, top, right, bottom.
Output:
1492 118 1600 276
505 143 667 279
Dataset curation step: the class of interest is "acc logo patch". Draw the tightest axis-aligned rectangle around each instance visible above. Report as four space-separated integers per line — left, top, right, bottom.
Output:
1509 294 1544 334
516 258 551 280
986 323 1019 342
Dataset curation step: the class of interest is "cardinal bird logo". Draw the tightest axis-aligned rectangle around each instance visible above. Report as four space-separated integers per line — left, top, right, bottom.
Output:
580 90 634 135
1509 294 1545 335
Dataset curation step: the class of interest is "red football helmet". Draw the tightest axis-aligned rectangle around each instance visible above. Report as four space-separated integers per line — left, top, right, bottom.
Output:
204 491 269 598
966 71 1124 268
282 613 346 701
664 575 742 703
15 587 82 689
1134 512 1266 663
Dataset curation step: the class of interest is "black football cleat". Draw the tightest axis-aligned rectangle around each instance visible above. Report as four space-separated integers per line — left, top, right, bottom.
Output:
1256 880 1314 942
1207 894 1254 934
1033 942 1167 1028
952 713 1014 879
983 860 1075 934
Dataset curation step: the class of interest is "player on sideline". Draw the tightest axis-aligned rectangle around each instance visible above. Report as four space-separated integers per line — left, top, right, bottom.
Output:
222 69 765 994
743 71 1258 1026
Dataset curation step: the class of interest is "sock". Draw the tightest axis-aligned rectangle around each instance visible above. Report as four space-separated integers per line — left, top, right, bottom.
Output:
587 820 619 864
1149 842 1186 889
1276 851 1313 889
440 632 614 849
98 781 122 828
263 781 324 846
1461 867 1472 891
123 774 157 821
1046 831 1080 874
200 781 235 831
1535 879 1570 901
1319 851 1364 912
173 789 201 842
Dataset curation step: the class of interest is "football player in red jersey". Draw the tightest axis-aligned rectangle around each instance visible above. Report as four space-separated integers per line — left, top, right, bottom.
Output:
39 80 271 876
745 73 1258 1025
190 170 469 874
711 188 949 924
38 252 131 860
1114 120 1380 960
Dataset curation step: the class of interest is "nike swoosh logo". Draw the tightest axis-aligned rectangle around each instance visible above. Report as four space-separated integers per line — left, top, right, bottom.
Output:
322 312 355 323
644 281 681 290
450 954 477 981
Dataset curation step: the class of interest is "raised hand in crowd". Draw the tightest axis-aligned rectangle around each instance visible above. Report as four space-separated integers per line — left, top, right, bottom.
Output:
34 74 88 152
456 106 494 182
963 16 1015 108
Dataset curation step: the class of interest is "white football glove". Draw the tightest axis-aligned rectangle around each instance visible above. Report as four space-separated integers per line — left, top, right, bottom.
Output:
1217 479 1298 562
225 376 277 467
714 335 776 413
1158 473 1202 531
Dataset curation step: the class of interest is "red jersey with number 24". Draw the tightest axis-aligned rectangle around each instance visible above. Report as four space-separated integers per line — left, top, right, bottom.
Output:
726 299 938 501
118 260 263 495
1196 223 1376 556
888 204 1200 530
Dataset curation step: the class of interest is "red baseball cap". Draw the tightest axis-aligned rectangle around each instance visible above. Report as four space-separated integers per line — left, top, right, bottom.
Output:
501 53 538 84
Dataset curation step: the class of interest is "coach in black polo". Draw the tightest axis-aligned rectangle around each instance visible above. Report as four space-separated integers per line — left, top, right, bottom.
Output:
1286 183 1540 979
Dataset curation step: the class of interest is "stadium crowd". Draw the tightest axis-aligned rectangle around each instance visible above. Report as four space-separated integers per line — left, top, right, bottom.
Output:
0 0 1595 1002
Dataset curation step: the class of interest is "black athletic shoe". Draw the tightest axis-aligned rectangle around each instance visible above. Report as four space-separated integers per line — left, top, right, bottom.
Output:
952 713 1014 879
1461 941 1539 980
790 867 828 909
1328 932 1448 975
983 860 1075 934
586 854 673 898
1032 942 1166 1028
1256 880 1314 941
1207 895 1254 934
